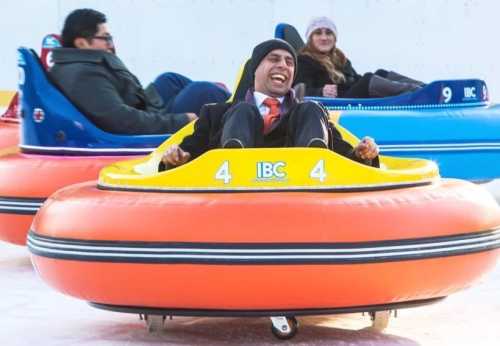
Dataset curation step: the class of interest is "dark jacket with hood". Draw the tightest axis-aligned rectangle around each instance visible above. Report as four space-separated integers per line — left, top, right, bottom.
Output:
295 54 361 97
49 48 189 135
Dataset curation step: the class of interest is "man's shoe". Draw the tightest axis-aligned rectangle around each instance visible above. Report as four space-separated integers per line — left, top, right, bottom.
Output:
222 138 244 149
307 138 328 149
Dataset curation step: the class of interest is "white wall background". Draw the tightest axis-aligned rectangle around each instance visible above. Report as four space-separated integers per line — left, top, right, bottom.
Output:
1 0 499 100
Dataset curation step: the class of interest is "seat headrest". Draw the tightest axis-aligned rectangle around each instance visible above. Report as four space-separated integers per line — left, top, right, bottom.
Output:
274 23 305 51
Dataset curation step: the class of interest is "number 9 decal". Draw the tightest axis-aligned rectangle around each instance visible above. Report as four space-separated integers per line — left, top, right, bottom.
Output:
442 87 452 103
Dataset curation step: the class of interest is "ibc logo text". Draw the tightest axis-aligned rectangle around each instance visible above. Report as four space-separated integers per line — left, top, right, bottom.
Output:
256 161 287 180
464 87 476 99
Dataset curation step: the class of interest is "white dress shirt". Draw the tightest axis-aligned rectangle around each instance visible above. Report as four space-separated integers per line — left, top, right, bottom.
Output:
253 91 284 117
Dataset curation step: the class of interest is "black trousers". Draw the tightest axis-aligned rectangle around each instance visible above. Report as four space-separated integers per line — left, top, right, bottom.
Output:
341 69 419 98
220 101 329 148
341 73 373 98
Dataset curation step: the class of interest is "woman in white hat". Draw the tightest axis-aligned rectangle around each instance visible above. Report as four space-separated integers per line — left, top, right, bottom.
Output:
295 16 424 98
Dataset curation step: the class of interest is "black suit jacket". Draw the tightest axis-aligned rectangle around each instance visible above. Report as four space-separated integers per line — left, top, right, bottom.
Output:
179 101 379 167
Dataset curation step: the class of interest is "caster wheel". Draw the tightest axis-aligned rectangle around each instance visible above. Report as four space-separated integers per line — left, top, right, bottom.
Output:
144 314 165 332
369 310 390 331
270 316 298 340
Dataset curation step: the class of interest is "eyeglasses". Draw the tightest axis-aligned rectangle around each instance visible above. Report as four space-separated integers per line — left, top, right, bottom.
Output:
92 35 114 44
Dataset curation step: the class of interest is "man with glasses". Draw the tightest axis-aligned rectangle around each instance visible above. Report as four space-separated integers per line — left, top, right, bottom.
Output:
49 8 230 135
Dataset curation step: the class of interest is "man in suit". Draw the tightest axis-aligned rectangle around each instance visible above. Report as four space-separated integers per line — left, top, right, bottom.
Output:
162 39 378 168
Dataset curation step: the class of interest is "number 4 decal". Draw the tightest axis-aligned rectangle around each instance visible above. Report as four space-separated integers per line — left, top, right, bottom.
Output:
310 159 327 182
215 161 231 184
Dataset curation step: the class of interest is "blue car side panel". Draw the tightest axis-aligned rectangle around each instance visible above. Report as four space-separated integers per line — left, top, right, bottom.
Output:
17 47 169 153
338 104 500 180
307 79 488 109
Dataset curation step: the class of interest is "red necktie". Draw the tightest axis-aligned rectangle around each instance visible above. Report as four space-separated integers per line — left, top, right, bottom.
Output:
262 97 280 134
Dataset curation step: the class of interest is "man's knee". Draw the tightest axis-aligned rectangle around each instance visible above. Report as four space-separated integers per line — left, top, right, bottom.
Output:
222 102 261 127
188 81 231 100
228 102 260 117
154 72 190 86
295 101 327 120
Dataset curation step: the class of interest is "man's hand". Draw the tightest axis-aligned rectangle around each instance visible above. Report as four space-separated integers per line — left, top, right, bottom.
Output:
322 84 338 98
162 145 191 167
353 137 379 160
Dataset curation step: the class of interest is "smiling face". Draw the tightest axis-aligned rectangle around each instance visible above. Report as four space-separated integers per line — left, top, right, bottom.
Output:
254 49 295 98
310 27 336 54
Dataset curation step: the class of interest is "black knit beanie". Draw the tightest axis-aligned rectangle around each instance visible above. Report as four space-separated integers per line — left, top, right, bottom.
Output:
250 39 298 81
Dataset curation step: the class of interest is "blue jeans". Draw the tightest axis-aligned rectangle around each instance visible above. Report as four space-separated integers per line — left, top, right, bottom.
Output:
153 72 231 114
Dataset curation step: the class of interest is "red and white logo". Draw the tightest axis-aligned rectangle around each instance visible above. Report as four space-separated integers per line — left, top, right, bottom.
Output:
33 108 45 123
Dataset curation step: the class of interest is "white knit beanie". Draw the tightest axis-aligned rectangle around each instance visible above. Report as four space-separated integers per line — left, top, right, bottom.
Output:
305 16 338 41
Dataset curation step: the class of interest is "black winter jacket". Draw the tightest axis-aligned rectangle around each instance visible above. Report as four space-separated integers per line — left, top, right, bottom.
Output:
295 54 361 97
49 48 189 135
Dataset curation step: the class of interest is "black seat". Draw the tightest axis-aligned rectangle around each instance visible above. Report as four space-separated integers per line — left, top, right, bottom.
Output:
274 23 305 51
